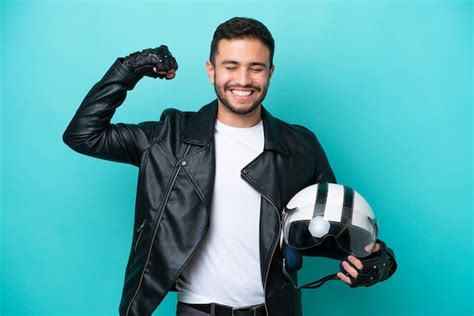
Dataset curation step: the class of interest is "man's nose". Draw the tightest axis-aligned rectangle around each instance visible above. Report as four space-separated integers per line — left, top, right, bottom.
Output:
235 69 252 86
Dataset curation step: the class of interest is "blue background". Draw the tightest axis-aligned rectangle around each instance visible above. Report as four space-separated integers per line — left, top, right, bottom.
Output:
1 1 472 315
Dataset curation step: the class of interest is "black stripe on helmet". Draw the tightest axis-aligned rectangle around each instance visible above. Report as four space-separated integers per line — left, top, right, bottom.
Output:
341 186 354 225
313 182 329 217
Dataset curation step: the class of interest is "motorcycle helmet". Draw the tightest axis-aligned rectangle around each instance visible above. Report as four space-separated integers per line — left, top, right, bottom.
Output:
281 182 379 289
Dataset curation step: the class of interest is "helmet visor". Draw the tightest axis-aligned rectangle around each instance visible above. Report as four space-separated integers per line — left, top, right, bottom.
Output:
283 205 378 258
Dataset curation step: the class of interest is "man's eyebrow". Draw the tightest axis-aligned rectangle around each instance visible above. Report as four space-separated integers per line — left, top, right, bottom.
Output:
220 60 268 68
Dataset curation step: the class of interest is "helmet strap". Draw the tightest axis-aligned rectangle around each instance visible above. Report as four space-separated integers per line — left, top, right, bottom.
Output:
281 256 339 290
281 271 339 291
298 273 339 289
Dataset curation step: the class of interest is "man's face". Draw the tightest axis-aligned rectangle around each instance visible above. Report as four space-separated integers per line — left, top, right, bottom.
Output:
206 38 275 116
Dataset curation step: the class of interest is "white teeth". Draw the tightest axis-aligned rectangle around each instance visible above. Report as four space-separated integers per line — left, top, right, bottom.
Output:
231 89 252 96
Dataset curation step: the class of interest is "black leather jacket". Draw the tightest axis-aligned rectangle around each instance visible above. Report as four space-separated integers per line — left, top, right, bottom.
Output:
63 58 338 315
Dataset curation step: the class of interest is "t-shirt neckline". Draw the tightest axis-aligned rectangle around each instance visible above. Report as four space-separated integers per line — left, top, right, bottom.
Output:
215 119 263 134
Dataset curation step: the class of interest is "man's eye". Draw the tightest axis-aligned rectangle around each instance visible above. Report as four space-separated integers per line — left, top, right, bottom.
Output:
226 67 237 70
251 68 264 72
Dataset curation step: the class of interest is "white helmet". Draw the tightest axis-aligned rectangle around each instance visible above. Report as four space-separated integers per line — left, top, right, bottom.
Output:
282 182 378 259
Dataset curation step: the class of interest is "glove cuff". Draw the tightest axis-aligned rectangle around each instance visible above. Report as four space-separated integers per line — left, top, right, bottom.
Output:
374 238 398 283
111 57 143 88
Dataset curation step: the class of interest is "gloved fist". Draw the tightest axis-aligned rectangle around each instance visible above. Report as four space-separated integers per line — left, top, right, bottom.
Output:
337 239 397 288
122 45 178 79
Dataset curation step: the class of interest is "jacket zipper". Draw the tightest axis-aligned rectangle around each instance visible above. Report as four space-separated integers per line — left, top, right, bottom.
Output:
134 219 146 249
128 219 147 270
125 146 191 316
261 192 282 316
137 219 146 232
242 171 281 316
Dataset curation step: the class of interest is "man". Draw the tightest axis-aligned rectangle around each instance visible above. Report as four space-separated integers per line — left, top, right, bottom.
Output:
63 17 396 316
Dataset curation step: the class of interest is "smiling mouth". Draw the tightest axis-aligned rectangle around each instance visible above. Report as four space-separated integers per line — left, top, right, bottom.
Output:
229 89 255 99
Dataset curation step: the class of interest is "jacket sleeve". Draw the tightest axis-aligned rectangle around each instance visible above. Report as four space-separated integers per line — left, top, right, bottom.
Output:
63 58 161 167
312 133 337 184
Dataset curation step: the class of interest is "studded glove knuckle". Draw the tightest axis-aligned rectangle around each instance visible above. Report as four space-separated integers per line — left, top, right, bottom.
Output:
122 44 178 78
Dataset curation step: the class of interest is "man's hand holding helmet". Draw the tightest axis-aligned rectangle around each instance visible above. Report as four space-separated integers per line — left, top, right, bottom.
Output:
337 243 380 284
121 45 178 79
337 239 397 288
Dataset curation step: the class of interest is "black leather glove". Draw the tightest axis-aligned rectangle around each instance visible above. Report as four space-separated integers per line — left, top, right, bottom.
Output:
122 45 178 79
339 239 397 288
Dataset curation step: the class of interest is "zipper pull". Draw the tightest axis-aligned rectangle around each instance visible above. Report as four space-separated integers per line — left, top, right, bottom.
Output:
136 219 147 232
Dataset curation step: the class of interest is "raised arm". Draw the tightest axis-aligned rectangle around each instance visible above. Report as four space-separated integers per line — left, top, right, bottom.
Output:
62 45 178 166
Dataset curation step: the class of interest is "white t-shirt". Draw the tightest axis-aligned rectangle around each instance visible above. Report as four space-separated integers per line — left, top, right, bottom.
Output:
176 118 265 307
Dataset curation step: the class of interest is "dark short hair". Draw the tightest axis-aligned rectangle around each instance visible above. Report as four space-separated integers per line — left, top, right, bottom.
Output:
210 17 275 67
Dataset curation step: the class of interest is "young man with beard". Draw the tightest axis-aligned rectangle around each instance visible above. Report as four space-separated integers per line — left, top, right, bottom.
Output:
63 17 396 316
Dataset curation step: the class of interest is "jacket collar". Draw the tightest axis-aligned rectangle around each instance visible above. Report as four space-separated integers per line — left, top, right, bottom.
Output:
181 99 289 155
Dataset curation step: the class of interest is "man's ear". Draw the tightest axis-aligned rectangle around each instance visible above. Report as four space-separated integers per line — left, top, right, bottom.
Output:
205 61 215 84
269 64 275 80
